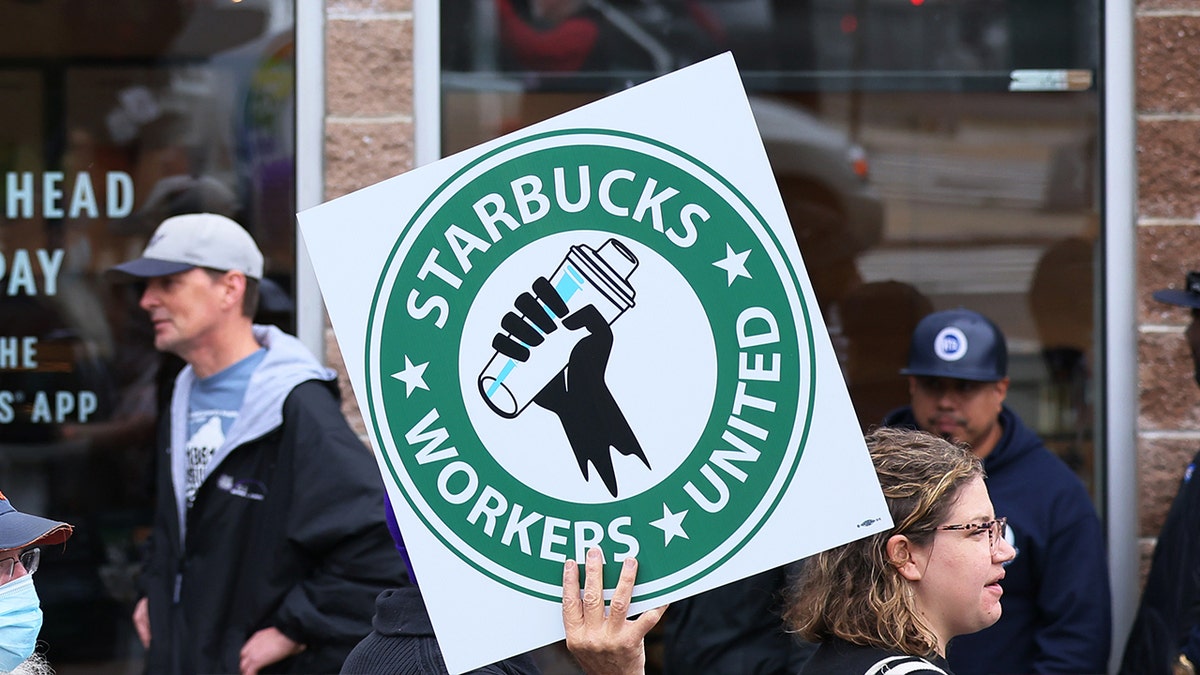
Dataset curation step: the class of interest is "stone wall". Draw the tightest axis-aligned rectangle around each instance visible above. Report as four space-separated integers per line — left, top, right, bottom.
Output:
323 0 414 434
1136 0 1200 578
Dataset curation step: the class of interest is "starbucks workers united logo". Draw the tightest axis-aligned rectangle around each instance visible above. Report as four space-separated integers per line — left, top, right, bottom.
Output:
365 130 816 601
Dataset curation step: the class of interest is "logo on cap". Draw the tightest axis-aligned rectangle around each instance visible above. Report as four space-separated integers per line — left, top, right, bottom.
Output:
934 327 968 362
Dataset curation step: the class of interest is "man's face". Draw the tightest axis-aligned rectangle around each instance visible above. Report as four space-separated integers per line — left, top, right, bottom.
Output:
138 268 236 359
908 375 1009 456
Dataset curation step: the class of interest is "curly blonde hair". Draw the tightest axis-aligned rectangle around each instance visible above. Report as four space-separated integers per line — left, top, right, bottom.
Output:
783 427 983 656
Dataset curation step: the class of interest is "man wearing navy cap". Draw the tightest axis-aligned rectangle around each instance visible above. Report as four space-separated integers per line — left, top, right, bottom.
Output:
109 213 405 674
1121 272 1200 675
884 308 1110 675
0 491 72 675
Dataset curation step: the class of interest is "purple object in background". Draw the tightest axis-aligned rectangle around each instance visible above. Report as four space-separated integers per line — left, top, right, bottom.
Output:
383 492 418 586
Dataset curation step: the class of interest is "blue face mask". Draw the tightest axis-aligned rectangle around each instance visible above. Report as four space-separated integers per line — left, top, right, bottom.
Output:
0 574 42 672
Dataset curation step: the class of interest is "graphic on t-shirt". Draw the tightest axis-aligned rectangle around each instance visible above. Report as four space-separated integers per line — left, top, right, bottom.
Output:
478 239 647 498
185 412 235 503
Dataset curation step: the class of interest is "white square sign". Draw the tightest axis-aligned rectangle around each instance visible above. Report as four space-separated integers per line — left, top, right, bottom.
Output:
297 53 890 673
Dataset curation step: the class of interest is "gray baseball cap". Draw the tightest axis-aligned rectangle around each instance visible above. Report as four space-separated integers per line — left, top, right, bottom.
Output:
108 212 264 280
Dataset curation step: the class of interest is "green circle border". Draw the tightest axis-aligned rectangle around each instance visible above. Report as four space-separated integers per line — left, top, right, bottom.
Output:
364 128 818 601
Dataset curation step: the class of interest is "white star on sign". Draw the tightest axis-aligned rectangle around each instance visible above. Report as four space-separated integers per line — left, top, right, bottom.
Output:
650 503 689 546
391 356 429 397
713 244 752 286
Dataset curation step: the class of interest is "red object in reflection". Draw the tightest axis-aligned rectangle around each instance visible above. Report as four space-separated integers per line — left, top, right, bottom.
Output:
911 0 925 5
840 14 858 33
496 0 600 72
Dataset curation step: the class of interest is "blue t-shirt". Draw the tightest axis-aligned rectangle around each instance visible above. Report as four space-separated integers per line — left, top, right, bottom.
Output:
184 348 267 505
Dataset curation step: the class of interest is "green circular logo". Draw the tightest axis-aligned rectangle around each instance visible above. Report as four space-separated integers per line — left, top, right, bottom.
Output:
365 129 816 601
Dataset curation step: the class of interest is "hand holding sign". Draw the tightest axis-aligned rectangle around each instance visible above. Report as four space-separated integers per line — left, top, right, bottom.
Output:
562 548 666 675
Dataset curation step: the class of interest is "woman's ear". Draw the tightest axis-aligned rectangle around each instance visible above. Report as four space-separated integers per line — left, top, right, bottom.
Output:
887 534 923 582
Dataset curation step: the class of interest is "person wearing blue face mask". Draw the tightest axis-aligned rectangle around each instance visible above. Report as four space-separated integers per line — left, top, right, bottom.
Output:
0 490 72 675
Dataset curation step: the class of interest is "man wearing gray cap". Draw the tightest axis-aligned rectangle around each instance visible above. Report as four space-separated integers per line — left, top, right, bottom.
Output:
884 308 1109 675
1121 272 1200 675
0 491 72 675
109 213 405 674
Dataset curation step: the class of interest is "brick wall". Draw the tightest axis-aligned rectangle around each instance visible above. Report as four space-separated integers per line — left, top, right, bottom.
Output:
1137 0 1200 576
324 0 415 434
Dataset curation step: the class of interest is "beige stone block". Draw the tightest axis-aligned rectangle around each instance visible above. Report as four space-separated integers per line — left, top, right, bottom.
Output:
1138 331 1200 430
1138 0 1200 11
324 120 414 199
324 324 368 437
1137 16 1200 113
328 0 412 12
1137 436 1197 536
326 17 413 117
1137 225 1200 324
1138 120 1200 219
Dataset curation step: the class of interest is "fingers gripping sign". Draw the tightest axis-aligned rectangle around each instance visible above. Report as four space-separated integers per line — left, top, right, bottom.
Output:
562 548 666 675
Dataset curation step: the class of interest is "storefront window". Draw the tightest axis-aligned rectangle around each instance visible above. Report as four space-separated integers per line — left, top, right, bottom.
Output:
0 1 295 668
440 0 1101 497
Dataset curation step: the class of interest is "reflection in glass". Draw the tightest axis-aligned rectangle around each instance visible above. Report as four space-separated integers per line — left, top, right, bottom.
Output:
0 2 295 669
443 2 1099 502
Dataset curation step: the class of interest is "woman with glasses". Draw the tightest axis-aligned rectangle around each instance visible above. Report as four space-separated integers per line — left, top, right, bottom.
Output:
0 490 72 674
785 427 1015 673
561 428 1015 675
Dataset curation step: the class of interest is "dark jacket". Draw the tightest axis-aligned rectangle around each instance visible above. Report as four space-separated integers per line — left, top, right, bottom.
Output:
1120 449 1200 674
883 406 1110 675
662 565 816 674
341 587 541 674
799 638 953 675
140 326 406 674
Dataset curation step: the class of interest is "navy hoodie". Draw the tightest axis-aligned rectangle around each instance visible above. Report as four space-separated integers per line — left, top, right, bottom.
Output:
883 406 1110 675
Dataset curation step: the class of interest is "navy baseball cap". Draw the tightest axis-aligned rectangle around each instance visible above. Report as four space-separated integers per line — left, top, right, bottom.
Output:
1153 271 1200 309
0 491 73 551
901 308 1008 382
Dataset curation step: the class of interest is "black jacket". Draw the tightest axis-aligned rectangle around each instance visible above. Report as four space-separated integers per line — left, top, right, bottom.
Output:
1120 449 1200 674
341 587 541 675
799 639 953 675
140 327 406 674
662 565 816 674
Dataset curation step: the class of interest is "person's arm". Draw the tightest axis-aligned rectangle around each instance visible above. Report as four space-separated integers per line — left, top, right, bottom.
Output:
239 627 305 675
562 548 666 675
263 382 406 656
1031 495 1112 673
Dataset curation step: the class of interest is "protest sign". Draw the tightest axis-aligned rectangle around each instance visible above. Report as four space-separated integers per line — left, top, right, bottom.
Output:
298 53 890 673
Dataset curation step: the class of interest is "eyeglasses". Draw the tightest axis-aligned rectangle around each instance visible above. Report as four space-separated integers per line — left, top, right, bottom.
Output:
0 548 40 586
916 517 1008 553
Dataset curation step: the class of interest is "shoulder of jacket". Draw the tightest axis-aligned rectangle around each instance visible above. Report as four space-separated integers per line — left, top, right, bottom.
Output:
282 378 340 407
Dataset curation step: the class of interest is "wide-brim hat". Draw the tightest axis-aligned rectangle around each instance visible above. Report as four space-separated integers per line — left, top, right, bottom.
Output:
0 491 73 550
